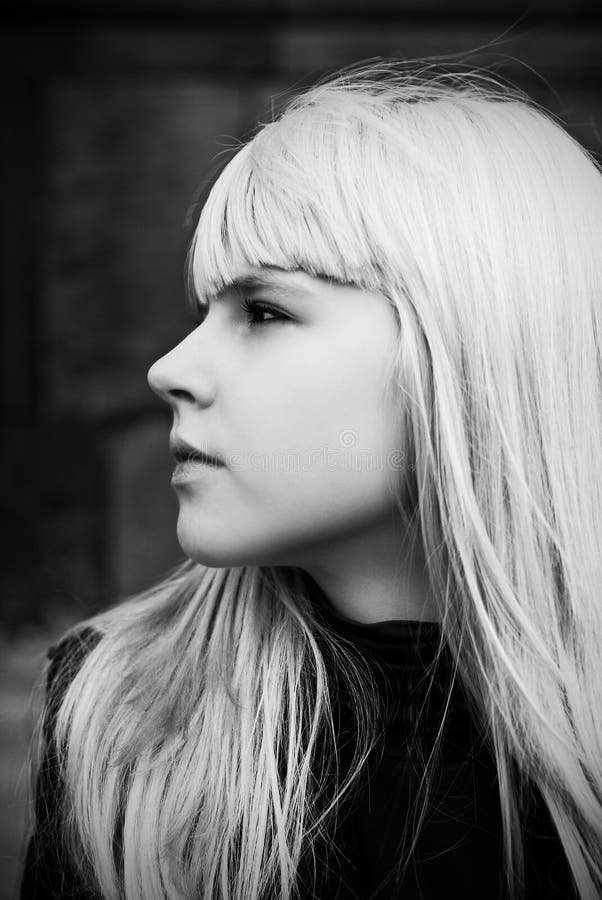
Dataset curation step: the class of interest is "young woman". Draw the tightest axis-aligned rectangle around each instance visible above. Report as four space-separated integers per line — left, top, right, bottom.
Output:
20 58 602 900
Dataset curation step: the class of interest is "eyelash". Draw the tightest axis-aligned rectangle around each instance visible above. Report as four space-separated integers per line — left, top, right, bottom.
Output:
240 298 289 327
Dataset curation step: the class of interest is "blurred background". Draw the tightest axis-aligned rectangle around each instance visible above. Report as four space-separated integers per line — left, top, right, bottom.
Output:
1 0 601 896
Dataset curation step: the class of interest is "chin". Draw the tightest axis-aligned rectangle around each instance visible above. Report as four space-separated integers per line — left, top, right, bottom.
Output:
176 522 298 570
176 524 255 568
176 534 234 568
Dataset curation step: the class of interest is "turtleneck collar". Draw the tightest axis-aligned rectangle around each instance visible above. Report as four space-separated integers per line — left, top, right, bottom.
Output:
316 594 442 666
304 574 480 760
304 572 443 669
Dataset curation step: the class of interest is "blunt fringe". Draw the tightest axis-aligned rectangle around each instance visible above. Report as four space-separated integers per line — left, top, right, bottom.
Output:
24 57 602 899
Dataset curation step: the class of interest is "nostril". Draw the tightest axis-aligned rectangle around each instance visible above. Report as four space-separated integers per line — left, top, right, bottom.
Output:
169 388 193 400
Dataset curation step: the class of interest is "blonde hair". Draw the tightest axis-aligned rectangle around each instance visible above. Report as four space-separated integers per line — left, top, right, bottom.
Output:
25 57 602 899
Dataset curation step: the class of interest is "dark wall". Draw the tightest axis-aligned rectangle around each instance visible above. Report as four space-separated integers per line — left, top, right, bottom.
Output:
2 0 601 631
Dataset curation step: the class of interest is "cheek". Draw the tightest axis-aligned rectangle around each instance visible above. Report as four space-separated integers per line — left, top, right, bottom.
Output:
228 348 402 521
265 458 396 531
232 337 399 461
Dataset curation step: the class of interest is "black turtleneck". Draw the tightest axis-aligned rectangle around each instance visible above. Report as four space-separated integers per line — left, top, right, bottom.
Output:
303 583 578 900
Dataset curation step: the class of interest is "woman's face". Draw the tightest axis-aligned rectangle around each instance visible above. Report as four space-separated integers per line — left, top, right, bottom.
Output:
147 265 405 568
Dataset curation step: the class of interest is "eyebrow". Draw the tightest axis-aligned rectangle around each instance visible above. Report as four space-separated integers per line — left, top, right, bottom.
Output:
187 267 341 315
209 269 316 304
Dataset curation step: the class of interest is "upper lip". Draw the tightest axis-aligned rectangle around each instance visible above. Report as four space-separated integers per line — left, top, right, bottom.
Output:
169 435 225 466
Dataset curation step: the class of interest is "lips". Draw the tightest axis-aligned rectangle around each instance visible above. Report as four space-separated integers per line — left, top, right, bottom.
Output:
169 435 225 467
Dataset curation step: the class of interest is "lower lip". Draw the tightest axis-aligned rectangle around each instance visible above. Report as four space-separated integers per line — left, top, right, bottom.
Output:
171 459 225 484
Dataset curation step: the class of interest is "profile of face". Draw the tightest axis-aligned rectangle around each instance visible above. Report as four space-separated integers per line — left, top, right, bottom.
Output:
147 266 406 570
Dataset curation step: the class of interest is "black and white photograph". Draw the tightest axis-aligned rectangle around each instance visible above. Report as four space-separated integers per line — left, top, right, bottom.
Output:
2 1 602 898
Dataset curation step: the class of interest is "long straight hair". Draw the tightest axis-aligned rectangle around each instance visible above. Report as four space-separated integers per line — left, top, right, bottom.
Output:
26 58 602 899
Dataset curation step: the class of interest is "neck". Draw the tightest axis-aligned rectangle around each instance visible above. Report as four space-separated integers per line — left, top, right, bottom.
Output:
299 517 439 625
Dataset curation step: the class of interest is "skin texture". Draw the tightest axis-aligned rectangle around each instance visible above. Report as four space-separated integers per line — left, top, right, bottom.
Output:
147 266 438 623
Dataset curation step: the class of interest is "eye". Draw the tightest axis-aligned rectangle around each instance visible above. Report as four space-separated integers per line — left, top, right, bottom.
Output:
240 298 290 327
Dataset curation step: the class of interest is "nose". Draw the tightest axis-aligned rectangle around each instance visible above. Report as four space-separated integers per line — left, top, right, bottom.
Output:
147 332 213 410
147 351 177 406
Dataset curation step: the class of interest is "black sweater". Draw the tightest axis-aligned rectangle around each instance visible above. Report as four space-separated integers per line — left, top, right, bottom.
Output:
305 595 577 900
20 609 578 900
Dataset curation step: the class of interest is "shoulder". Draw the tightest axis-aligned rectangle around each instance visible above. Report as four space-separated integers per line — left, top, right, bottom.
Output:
43 626 104 735
22 626 105 900
46 625 104 674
